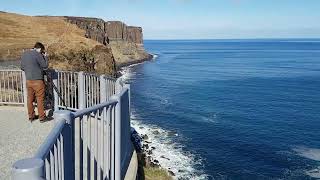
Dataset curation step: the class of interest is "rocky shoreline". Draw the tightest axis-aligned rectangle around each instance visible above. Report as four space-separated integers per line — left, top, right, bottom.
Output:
131 126 175 179
117 53 153 69
139 131 176 177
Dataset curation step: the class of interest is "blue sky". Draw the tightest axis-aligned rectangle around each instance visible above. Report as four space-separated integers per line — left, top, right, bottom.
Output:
1 0 320 39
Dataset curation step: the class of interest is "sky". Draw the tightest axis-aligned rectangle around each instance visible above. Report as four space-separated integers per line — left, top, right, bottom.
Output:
1 0 320 39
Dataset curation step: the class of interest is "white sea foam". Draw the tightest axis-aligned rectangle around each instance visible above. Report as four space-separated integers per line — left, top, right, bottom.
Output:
293 146 320 178
152 53 158 60
293 146 320 161
120 57 210 179
306 166 320 179
131 114 209 179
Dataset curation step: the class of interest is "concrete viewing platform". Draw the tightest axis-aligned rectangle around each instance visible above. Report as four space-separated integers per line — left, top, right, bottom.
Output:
0 106 54 179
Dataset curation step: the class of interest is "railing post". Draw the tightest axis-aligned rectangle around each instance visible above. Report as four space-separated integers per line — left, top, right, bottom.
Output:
78 71 85 109
22 71 28 110
54 110 75 180
52 70 59 111
115 95 122 180
11 158 44 180
100 75 107 102
126 84 131 115
115 78 122 94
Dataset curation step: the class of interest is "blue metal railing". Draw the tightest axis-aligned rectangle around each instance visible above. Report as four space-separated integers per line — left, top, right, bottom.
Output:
5 70 134 180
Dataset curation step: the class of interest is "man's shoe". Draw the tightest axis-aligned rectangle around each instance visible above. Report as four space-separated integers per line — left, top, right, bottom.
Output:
39 116 53 123
28 115 39 122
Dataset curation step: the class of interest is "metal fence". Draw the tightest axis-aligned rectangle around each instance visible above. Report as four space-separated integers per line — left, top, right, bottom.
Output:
5 69 134 180
0 69 117 110
0 70 26 105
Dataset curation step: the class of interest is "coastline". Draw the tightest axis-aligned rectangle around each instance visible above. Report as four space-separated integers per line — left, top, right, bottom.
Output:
119 56 208 179
117 53 154 70
118 54 175 179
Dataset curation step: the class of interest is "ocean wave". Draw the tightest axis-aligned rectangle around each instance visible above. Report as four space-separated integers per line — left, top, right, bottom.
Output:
293 146 320 161
131 112 209 179
151 53 159 60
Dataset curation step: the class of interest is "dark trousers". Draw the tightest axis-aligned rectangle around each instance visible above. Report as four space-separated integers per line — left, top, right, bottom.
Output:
26 80 46 119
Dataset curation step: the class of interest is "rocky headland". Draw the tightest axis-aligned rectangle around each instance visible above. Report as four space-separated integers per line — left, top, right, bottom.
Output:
0 11 152 76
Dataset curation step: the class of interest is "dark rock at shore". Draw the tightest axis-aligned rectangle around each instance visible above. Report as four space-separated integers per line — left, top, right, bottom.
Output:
143 143 149 150
150 162 160 168
168 170 175 176
160 155 170 161
142 134 149 140
178 169 186 173
151 146 156 150
139 126 144 129
153 130 160 135
147 149 153 155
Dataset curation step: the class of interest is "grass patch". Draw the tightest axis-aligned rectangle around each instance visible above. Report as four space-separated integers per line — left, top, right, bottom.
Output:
144 167 173 180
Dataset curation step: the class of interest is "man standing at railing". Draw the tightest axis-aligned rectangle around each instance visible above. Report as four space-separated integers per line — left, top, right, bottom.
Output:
20 42 52 122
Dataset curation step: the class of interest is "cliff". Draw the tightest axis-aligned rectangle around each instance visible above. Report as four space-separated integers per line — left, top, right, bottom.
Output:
64 17 151 66
0 12 151 75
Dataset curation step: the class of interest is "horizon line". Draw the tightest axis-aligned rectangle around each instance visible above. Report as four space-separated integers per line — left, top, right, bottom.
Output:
144 38 320 41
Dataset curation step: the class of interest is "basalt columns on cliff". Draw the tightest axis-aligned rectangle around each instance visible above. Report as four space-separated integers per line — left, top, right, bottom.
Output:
64 17 144 45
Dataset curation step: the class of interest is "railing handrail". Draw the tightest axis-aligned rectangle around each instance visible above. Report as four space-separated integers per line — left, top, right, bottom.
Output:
0 69 22 72
34 118 66 159
72 98 118 118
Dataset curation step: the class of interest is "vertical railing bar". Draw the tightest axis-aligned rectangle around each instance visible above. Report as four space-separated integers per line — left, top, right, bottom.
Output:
87 75 90 108
83 115 88 180
5 71 10 102
16 72 19 103
72 73 74 108
57 72 60 106
90 76 93 107
13 72 16 102
95 111 99 180
57 136 62 180
105 105 111 179
54 143 59 180
20 72 23 103
50 150 55 180
0 72 2 102
61 133 65 180
100 107 105 179
86 76 89 108
66 73 69 107
87 114 92 179
11 72 14 102
64 73 67 108
90 75 93 107
79 117 83 180
45 157 51 180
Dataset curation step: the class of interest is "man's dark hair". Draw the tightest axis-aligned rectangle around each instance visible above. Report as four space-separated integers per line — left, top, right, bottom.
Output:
34 42 45 51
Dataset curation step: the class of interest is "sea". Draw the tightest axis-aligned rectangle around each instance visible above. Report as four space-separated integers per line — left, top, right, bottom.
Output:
120 39 320 180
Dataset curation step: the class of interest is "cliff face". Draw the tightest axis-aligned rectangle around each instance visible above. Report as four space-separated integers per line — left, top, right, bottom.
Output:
0 12 150 74
0 12 117 76
64 16 150 66
64 17 143 45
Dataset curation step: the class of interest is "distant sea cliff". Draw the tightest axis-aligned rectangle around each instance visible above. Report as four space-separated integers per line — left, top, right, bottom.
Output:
0 11 152 76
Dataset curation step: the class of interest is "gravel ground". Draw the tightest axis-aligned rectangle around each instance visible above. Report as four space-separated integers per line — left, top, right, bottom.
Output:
0 106 54 179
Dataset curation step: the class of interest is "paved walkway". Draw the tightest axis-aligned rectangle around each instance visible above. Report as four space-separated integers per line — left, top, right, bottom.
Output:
0 106 54 179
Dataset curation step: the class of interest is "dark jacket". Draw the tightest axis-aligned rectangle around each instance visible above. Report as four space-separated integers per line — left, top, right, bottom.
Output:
20 49 48 80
